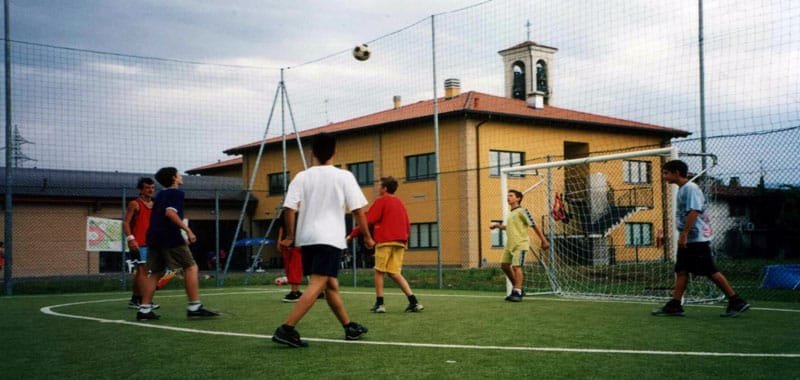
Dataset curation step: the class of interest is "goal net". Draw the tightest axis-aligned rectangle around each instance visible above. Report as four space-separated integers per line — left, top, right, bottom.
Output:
500 147 723 303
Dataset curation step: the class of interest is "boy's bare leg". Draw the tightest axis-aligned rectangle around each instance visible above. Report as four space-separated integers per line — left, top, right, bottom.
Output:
709 272 736 298
324 277 352 325
512 266 524 289
183 264 200 301
387 272 413 296
285 275 328 326
140 272 159 305
501 263 516 284
374 270 385 297
672 272 690 300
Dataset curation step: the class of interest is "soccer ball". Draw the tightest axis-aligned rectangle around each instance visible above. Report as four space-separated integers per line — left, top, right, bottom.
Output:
275 276 288 286
352 43 371 61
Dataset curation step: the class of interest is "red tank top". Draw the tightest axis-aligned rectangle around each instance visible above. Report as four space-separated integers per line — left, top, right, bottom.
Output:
131 198 152 245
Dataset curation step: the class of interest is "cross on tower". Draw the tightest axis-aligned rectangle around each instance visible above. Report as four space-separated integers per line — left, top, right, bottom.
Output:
526 19 532 41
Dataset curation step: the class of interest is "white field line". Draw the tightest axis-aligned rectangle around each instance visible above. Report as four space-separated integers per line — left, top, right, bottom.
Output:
39 291 800 358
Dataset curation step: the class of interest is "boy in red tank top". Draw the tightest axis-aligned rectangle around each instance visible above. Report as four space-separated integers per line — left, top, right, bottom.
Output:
123 177 156 309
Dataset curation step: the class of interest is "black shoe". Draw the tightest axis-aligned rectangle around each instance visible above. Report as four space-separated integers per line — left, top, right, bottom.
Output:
652 299 685 316
272 326 308 348
505 291 523 302
136 311 160 321
187 305 220 318
282 291 302 303
128 300 140 309
721 299 751 317
344 322 368 340
404 303 424 312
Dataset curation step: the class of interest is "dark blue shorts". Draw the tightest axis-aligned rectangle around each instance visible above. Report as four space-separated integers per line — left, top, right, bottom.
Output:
301 244 342 277
674 242 719 276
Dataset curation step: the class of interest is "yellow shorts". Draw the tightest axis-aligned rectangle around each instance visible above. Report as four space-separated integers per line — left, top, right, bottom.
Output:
501 245 529 267
374 242 406 274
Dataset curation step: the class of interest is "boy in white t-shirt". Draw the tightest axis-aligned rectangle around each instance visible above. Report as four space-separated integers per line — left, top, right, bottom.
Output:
272 132 375 348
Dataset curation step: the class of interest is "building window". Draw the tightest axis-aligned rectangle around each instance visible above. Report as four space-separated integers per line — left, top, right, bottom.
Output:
490 150 525 177
623 160 651 184
512 61 526 100
268 172 289 195
625 223 653 246
406 153 436 181
348 161 374 186
490 220 506 247
409 222 438 249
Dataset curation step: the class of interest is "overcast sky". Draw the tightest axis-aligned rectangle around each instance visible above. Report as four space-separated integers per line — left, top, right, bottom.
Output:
4 1 799 186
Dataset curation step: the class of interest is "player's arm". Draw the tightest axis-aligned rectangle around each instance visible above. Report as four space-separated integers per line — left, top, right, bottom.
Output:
531 224 550 250
353 208 375 249
679 210 700 248
122 200 139 250
279 208 296 250
489 222 506 230
165 207 195 243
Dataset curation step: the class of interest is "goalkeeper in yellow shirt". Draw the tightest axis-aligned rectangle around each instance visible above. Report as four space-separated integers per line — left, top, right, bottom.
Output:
490 190 549 302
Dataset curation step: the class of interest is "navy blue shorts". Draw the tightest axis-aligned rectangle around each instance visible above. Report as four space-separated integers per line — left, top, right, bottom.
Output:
302 244 342 277
674 242 719 276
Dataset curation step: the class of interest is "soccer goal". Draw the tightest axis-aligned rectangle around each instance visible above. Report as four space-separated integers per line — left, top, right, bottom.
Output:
500 146 723 303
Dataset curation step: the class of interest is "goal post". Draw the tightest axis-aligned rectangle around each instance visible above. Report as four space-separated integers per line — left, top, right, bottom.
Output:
499 146 723 303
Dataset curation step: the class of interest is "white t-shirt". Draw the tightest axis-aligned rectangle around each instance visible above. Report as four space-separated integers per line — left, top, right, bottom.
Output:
283 165 368 249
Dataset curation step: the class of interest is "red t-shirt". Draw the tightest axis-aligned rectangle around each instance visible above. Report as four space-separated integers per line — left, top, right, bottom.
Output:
349 195 410 244
131 198 152 246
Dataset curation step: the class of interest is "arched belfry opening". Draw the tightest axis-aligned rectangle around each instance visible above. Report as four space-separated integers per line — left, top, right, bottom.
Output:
498 39 557 105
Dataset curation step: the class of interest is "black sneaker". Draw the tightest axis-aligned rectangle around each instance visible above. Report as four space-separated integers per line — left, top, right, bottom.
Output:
344 322 368 340
136 311 160 321
187 305 220 319
282 291 302 303
652 299 685 316
721 299 751 317
506 291 523 302
272 326 308 348
404 303 424 312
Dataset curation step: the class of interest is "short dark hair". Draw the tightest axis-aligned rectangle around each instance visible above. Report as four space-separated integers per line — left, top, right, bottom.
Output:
380 176 399 194
663 160 688 177
154 167 178 187
312 133 336 163
136 177 155 189
508 189 523 202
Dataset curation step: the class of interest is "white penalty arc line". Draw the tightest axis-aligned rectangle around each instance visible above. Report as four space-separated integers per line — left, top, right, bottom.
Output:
40 297 800 359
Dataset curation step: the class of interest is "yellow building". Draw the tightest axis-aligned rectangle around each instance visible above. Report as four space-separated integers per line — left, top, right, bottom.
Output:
223 40 689 268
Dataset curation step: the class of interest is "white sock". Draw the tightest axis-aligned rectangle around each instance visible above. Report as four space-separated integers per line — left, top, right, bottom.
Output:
139 304 153 313
187 301 202 311
513 288 522 294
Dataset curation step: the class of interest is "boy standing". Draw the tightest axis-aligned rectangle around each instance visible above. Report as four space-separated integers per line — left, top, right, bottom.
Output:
136 167 218 320
348 176 423 313
653 160 750 317
277 209 304 302
272 133 375 348
490 190 549 302
123 177 157 309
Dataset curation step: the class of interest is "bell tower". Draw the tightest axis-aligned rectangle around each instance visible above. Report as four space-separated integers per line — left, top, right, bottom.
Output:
498 24 557 105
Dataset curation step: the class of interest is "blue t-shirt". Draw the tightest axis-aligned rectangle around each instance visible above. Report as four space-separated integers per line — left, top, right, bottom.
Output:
676 182 712 243
146 188 186 248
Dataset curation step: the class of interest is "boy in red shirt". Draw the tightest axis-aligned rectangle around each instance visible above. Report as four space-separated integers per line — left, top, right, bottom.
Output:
349 176 423 313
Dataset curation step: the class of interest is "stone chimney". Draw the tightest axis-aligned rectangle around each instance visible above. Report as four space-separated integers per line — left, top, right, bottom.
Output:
527 91 545 109
393 95 402 109
444 78 461 99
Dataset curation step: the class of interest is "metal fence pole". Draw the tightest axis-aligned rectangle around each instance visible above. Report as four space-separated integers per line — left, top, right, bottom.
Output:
120 188 127 290
215 190 221 287
431 14 443 289
3 0 13 296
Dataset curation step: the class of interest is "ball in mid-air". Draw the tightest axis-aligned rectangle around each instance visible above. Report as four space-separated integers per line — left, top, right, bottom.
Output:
353 43 371 61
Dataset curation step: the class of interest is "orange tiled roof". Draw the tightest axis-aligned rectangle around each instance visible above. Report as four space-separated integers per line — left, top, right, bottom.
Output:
224 91 689 155
186 157 242 174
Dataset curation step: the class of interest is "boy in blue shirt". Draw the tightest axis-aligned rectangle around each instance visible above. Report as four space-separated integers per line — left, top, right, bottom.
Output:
136 167 218 320
653 160 750 317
